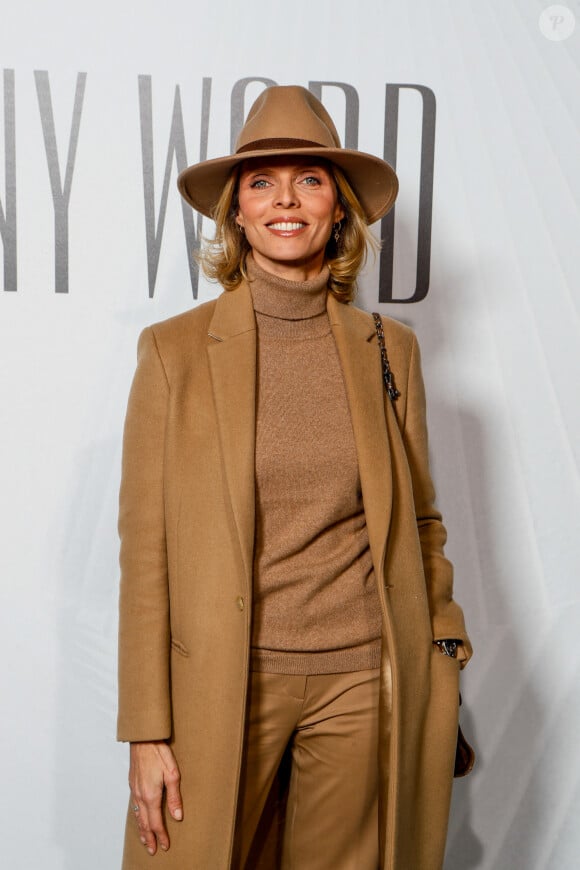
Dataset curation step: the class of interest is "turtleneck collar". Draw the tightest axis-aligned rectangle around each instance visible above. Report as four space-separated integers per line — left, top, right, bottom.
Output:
246 255 330 322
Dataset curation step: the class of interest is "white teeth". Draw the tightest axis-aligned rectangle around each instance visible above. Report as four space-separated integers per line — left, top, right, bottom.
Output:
267 222 305 231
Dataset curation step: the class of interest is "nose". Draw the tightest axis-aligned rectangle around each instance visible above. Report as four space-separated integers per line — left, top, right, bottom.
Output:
274 177 299 208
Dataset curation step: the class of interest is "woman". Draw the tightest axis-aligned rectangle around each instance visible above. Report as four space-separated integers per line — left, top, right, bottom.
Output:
117 85 472 870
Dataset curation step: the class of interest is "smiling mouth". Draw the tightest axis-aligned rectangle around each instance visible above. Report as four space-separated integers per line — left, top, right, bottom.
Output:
266 221 307 232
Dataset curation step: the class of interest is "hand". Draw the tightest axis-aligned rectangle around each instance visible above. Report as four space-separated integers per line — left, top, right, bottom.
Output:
433 639 462 658
129 741 183 856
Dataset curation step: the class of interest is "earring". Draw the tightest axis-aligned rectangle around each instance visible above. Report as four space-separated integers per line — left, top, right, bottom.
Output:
237 223 245 234
333 221 341 244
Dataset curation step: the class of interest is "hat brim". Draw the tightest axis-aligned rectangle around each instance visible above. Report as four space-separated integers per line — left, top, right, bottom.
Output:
177 147 398 225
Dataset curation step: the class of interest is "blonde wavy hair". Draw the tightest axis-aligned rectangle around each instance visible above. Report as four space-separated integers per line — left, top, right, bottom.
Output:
197 160 379 303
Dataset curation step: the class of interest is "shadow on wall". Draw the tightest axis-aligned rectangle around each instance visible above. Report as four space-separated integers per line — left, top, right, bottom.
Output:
443 410 546 870
53 438 127 870
409 269 545 869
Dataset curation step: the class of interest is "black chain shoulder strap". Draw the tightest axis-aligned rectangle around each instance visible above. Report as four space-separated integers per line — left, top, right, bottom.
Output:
372 313 400 402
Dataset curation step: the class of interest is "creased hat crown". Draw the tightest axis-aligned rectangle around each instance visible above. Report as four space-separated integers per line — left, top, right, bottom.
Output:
235 86 341 153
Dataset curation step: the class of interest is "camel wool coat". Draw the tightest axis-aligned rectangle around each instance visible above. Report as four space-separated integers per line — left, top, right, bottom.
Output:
117 280 472 870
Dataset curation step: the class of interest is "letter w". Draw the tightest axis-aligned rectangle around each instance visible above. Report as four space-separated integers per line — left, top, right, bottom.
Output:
1 69 16 292
138 76 203 299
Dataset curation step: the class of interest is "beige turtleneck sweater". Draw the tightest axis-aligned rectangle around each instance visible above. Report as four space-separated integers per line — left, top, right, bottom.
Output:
248 258 382 675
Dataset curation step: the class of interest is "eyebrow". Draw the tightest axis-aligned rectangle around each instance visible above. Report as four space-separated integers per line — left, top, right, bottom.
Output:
243 164 326 177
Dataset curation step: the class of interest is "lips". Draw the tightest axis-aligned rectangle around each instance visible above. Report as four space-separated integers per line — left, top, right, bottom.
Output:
266 221 306 231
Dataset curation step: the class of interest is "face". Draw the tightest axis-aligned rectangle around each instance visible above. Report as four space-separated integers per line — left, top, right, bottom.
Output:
235 156 344 281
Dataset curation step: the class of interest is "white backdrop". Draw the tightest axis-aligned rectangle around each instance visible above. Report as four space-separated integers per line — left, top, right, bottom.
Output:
1 1 579 867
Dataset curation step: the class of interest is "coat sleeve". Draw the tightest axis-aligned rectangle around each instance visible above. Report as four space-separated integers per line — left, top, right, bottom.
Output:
401 333 473 666
117 326 172 741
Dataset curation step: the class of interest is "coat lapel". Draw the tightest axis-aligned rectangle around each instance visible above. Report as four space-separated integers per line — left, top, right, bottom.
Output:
207 282 257 583
328 296 393 576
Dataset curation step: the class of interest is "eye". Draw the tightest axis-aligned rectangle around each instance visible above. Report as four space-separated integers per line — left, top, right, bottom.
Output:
249 178 270 189
301 175 321 186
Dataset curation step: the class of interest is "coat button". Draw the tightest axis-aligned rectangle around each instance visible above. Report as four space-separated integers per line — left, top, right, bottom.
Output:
236 596 245 611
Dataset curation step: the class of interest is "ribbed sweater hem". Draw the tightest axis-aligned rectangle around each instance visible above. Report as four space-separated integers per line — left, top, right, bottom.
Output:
250 639 382 675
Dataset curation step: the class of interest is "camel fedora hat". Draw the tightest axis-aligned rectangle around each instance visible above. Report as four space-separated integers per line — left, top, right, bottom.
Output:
177 85 398 224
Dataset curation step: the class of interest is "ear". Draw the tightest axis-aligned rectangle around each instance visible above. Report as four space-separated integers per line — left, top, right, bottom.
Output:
333 202 345 223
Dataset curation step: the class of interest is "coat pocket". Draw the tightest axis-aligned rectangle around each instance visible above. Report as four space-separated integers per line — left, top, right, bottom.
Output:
170 637 190 657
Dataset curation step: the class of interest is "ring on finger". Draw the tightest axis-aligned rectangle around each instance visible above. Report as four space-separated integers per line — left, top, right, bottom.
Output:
132 804 139 813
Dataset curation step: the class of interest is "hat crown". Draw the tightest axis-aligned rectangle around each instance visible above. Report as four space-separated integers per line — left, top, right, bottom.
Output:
235 86 341 154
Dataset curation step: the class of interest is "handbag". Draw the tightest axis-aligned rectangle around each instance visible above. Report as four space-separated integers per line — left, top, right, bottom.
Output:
455 696 476 777
372 312 476 778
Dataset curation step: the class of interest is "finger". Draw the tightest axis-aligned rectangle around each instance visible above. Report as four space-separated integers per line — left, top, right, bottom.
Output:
146 803 169 853
133 801 158 856
163 762 183 822
139 782 169 853
156 742 183 822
